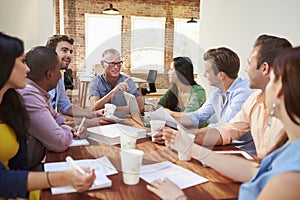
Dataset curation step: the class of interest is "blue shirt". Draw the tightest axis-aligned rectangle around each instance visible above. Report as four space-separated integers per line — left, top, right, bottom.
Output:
89 74 140 106
49 78 73 114
187 78 256 154
239 138 300 199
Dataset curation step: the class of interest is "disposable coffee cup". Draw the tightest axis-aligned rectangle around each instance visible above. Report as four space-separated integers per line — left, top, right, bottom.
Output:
120 149 144 185
177 128 195 161
178 152 192 161
104 103 117 118
150 120 166 142
120 132 138 150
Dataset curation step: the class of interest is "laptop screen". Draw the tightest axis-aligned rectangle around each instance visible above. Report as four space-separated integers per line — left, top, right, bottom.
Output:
123 92 144 126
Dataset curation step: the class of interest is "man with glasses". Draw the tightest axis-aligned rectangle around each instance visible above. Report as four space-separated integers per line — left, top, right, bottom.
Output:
89 49 144 114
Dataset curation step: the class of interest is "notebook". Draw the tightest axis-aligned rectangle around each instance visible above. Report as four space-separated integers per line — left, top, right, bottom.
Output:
44 156 117 195
124 92 151 127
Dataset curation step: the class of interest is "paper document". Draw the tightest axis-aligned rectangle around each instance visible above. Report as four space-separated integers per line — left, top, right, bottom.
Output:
140 161 208 189
214 150 254 160
44 156 118 195
87 123 146 145
149 107 179 128
69 139 89 147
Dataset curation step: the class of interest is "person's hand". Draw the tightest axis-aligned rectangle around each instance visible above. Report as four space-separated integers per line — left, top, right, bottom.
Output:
66 168 96 192
161 127 177 146
152 132 165 145
94 109 105 117
72 126 89 139
97 116 115 125
112 78 130 95
146 178 187 200
163 125 193 156
63 119 75 128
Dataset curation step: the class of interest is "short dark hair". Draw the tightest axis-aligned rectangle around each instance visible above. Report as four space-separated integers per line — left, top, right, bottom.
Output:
26 46 59 81
45 34 74 51
254 34 292 69
203 47 240 79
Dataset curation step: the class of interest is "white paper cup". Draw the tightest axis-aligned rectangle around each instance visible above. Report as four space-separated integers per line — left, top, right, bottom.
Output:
178 133 195 161
150 120 166 142
120 149 144 185
104 103 117 118
178 152 192 161
120 132 138 150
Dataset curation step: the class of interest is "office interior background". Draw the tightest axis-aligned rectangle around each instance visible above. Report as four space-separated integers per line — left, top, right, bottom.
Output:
1 0 299 92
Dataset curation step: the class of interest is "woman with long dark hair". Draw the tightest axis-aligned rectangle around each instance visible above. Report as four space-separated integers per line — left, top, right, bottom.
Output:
0 32 95 199
158 57 206 113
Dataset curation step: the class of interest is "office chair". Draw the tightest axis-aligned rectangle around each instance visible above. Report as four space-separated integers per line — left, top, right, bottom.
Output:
141 70 157 95
64 68 74 90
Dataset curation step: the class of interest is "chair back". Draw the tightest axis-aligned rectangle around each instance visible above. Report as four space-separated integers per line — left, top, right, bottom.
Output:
146 70 157 83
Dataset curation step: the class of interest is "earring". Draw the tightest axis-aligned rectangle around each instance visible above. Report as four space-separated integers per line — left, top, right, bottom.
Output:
269 102 277 116
267 102 277 126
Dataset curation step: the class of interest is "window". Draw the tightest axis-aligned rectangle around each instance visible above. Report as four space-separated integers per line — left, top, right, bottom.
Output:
131 16 166 73
85 14 122 73
173 18 203 75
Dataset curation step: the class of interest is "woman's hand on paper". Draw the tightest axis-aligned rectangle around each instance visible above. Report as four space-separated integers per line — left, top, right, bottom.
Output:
146 178 187 200
67 168 96 192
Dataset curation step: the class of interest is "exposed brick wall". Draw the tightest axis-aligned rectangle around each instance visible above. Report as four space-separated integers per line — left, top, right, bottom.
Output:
55 0 200 89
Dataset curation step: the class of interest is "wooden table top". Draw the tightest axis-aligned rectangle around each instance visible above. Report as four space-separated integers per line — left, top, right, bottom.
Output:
41 135 244 200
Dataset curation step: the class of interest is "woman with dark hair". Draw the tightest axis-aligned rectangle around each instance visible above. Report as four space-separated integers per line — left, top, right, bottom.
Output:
158 57 206 113
147 47 300 199
0 32 95 199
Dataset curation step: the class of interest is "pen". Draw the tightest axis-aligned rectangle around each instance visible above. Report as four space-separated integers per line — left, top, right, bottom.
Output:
66 156 88 176
76 117 86 136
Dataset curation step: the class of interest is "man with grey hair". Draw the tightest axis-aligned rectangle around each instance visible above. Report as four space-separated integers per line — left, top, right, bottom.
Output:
89 49 144 114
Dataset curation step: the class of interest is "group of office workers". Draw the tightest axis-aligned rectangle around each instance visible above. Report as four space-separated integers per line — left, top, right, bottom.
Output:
1 31 300 200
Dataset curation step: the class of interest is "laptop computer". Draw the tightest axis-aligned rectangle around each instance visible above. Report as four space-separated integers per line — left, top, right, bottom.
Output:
124 92 150 127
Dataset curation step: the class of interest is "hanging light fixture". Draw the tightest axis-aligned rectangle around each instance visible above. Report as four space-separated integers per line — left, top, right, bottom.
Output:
187 17 197 23
103 3 120 15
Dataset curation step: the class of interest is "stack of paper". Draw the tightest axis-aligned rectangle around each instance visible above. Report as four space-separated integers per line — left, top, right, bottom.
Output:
44 156 118 195
69 139 89 147
87 123 146 145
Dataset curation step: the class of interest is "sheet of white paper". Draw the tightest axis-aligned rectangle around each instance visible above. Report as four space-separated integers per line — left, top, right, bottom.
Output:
214 150 254 160
44 156 118 195
140 161 208 189
149 107 178 128
69 139 89 147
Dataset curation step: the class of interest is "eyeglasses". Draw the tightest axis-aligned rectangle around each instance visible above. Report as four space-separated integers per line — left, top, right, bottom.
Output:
103 61 123 67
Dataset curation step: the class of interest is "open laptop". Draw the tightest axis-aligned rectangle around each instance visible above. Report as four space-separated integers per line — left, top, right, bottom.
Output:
124 92 150 127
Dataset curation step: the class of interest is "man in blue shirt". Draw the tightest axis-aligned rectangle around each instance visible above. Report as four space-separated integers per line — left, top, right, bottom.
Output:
89 49 144 114
176 47 256 154
46 35 113 127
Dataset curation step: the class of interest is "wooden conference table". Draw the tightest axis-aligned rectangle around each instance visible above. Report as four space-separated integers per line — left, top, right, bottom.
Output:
41 121 252 200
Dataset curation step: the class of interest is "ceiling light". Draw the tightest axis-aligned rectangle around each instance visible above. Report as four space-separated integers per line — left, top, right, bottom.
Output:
187 17 197 23
103 3 120 15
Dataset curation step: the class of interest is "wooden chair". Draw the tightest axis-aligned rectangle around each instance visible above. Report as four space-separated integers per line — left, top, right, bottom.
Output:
77 76 91 109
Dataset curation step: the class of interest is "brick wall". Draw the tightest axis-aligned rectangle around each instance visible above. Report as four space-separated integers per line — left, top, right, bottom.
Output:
55 0 200 89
